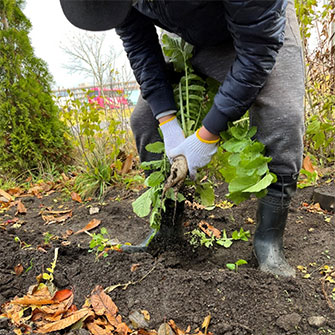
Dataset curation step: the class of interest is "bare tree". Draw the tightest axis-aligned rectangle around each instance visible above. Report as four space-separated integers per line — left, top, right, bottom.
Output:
61 32 119 89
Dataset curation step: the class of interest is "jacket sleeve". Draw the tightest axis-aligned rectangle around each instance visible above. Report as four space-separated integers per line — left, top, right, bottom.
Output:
202 0 287 135
116 8 176 117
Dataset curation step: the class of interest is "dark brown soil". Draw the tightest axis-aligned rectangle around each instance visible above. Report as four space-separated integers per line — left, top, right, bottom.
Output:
1 180 335 335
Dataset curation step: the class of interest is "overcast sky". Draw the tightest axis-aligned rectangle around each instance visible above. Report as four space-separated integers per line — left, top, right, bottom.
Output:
23 0 128 90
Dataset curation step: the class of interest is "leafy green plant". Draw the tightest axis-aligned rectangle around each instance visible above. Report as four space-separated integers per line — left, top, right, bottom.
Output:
132 142 185 233
226 259 248 272
59 92 128 198
217 121 276 204
43 232 54 245
297 168 318 189
295 1 335 167
189 227 250 249
14 236 31 249
88 227 121 259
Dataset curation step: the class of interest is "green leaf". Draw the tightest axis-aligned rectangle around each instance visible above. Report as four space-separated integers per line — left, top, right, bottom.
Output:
145 171 165 187
226 263 236 271
228 175 259 193
222 138 250 153
196 182 215 207
216 238 233 248
230 124 248 140
140 160 164 170
243 173 274 193
132 189 153 217
145 141 165 153
236 259 248 266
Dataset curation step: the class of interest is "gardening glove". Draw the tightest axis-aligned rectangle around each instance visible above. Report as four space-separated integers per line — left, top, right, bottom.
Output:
159 114 185 158
169 129 219 180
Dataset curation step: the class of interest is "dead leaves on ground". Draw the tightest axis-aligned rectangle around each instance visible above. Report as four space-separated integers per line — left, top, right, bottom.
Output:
1 282 211 335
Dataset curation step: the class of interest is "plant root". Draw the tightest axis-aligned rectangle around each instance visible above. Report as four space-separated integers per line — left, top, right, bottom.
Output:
162 155 188 198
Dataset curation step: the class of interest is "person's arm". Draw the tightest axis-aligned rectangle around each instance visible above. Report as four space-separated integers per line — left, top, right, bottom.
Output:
116 8 177 117
202 0 287 135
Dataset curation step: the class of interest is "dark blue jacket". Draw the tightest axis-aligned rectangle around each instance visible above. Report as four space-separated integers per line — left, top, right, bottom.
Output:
116 0 287 135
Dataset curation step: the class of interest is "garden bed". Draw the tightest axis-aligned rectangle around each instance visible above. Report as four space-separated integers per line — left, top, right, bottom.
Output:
0 181 334 335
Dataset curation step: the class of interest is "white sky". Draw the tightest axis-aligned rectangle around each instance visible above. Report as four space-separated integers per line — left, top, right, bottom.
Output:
23 0 129 90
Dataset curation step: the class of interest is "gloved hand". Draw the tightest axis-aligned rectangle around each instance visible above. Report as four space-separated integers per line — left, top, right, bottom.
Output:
159 115 185 157
169 129 219 180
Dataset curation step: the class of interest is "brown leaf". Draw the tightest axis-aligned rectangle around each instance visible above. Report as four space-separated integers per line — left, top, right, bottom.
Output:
303 156 315 173
116 322 132 335
37 307 93 333
16 200 27 214
90 285 118 317
41 211 72 224
0 189 14 201
131 263 140 272
52 289 73 303
12 296 54 306
141 310 150 321
7 187 23 197
121 154 133 175
71 192 82 203
39 294 74 317
87 321 111 335
198 221 221 239
158 323 174 335
168 320 185 335
14 264 24 276
74 219 101 235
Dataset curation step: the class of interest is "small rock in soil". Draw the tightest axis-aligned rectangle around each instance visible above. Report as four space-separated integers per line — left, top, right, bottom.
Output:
276 313 302 331
308 316 327 328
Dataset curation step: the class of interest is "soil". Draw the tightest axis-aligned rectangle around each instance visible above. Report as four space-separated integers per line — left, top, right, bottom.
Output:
0 179 335 335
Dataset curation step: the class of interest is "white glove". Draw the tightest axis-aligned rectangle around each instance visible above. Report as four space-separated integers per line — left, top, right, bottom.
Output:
169 129 219 179
159 115 185 157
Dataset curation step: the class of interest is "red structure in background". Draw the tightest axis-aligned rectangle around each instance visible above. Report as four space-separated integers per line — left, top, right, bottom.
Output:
87 87 129 109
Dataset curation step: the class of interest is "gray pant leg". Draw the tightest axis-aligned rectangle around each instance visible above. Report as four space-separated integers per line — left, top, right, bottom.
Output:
130 94 162 163
249 0 305 176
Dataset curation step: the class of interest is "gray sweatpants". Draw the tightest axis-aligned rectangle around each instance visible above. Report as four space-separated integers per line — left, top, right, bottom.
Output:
130 0 305 178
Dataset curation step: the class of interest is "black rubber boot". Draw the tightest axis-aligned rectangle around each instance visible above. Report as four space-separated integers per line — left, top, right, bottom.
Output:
253 175 298 278
121 200 185 254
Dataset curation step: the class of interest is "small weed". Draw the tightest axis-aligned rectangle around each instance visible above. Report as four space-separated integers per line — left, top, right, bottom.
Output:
43 232 54 245
25 259 34 273
226 259 248 272
14 236 31 249
189 227 250 249
88 228 121 259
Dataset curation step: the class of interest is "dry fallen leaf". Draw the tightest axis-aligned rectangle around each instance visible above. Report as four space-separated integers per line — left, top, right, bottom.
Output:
129 310 149 329
16 200 27 214
37 307 93 333
71 192 82 203
14 264 24 276
116 322 132 335
202 314 211 335
141 310 150 321
303 155 315 173
87 321 111 335
121 154 133 175
90 285 118 317
52 289 73 303
75 219 101 234
0 189 14 201
198 221 221 239
158 323 174 335
168 320 185 335
131 263 140 272
41 211 72 224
